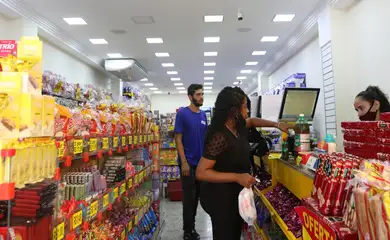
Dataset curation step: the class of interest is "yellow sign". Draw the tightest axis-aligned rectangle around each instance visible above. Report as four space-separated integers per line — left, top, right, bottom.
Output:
57 141 65 158
134 135 138 144
102 137 109 150
113 187 119 199
128 220 133 232
128 178 133 189
73 139 83 154
89 138 97 152
113 137 119 148
121 230 125 240
103 194 109 208
72 210 83 229
120 183 126 195
129 135 133 144
89 201 98 217
122 136 126 147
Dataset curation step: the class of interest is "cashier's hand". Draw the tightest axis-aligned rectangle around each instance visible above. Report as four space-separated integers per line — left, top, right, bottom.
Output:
277 122 293 133
237 173 256 188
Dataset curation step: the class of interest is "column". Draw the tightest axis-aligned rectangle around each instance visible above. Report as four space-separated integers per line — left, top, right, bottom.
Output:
0 18 38 40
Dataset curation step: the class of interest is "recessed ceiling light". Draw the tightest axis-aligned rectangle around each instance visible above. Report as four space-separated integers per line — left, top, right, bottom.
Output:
204 82 213 85
204 70 215 74
162 63 174 67
140 78 148 82
204 37 220 43
204 90 213 93
245 61 258 66
155 53 170 57
144 83 154 86
261 36 279 42
252 51 267 55
150 87 159 91
178 91 187 94
63 17 87 25
273 14 295 22
177 87 185 90
89 38 108 44
204 52 218 56
240 70 252 74
167 71 178 75
204 15 224 23
204 86 212 90
204 62 216 67
107 53 122 58
146 38 163 44
154 91 162 94
204 77 214 80
233 82 239 85
171 78 181 81
237 76 247 80
174 83 183 86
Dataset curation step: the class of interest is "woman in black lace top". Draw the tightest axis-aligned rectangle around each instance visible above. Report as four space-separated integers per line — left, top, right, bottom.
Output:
196 87 289 240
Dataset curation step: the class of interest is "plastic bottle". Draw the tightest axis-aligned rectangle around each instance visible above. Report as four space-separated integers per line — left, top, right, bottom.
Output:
295 114 310 152
325 134 337 154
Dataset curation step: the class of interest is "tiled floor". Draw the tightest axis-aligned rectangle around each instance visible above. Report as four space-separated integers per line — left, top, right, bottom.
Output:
160 199 213 240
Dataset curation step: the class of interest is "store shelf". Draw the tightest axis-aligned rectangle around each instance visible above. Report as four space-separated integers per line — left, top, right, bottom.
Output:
254 222 269 240
257 190 301 240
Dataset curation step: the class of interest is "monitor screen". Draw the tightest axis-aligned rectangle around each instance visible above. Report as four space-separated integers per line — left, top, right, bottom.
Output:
278 88 320 121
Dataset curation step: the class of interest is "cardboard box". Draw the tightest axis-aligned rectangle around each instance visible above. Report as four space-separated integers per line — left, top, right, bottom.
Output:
0 92 20 139
42 95 54 136
20 93 42 138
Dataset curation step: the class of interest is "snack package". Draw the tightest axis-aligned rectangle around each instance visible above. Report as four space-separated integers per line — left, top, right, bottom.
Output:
54 103 71 137
0 92 21 139
332 159 353 216
20 93 42 138
353 187 372 240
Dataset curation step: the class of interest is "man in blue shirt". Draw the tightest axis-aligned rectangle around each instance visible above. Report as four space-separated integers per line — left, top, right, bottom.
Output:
174 84 207 240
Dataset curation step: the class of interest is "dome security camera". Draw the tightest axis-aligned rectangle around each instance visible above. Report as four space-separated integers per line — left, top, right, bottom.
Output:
237 9 243 21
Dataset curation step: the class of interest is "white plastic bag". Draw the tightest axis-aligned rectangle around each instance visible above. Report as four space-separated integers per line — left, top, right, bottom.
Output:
238 188 257 225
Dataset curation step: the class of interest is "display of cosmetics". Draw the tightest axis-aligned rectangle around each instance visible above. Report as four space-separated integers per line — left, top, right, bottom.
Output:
160 165 180 182
128 148 151 166
104 156 126 186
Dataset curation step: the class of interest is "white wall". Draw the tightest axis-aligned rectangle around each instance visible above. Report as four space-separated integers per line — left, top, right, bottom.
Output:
267 37 325 138
151 93 218 114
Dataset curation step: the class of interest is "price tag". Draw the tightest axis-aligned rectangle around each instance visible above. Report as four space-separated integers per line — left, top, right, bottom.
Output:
121 136 126 147
89 138 97 152
57 221 65 239
57 141 65 158
72 210 83 229
73 139 83 154
113 137 119 148
89 201 98 217
120 183 126 195
103 194 109 208
128 220 133 232
134 135 138 144
113 187 119 199
129 135 133 145
128 178 133 189
102 137 109 150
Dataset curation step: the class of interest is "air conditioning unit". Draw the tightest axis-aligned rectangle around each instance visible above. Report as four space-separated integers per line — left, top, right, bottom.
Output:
104 58 147 82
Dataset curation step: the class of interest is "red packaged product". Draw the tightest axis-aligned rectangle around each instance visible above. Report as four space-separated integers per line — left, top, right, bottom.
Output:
311 155 324 200
320 158 343 216
341 121 390 130
380 112 390 122
317 156 331 205
332 160 353 216
377 152 390 161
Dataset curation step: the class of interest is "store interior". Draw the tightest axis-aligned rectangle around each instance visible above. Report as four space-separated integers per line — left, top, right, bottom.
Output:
0 0 389 239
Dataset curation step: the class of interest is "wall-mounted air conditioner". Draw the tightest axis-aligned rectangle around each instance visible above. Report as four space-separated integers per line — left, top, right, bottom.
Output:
104 58 147 82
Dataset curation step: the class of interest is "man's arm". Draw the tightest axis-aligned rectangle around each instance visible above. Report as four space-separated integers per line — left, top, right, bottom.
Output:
174 111 190 176
175 133 187 166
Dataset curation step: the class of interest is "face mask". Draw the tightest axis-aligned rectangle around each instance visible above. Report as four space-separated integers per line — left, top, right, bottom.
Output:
359 104 378 121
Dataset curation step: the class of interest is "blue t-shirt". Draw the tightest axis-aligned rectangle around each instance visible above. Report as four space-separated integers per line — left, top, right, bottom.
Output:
174 107 208 166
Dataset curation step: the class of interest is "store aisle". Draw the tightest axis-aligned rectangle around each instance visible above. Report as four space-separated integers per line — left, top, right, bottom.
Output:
160 199 212 239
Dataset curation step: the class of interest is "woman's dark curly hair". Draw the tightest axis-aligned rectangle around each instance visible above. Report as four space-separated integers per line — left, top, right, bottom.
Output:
356 86 390 113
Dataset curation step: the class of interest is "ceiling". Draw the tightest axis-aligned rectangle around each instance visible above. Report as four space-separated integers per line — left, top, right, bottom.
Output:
1 0 326 94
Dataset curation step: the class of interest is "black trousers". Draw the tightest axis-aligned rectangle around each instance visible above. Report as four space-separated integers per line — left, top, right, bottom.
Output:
180 165 200 233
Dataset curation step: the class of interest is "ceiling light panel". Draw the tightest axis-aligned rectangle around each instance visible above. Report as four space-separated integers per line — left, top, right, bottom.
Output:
146 38 163 43
204 82 213 85
273 14 295 22
204 15 224 23
155 53 170 57
154 91 162 94
204 52 218 56
162 63 174 67
252 51 267 55
174 83 183 86
140 78 148 82
204 37 220 43
261 36 279 42
150 87 158 90
178 91 187 94
204 70 215 74
177 87 185 90
204 90 213 93
171 78 180 81
240 70 252 74
204 77 214 80
233 82 239 85
204 62 216 67
167 71 178 75
89 38 108 44
107 53 122 58
204 87 212 90
245 61 258 66
63 17 87 25
144 83 154 86
237 76 247 80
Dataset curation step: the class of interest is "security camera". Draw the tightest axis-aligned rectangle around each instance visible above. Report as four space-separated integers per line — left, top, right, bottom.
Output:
237 9 243 21
168 92 171 95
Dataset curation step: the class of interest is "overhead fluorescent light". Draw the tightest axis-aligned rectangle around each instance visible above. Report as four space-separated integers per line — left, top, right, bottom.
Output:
237 76 247 80
155 52 170 57
150 87 159 90
204 77 214 80
154 91 162 94
245 61 258 66
107 53 122 58
162 63 174 67
204 37 220 43
89 38 108 44
177 87 185 90
252 51 267 55
204 70 215 74
146 38 163 43
240 70 252 74
204 15 224 23
171 78 181 81
233 82 239 85
204 62 216 67
273 14 295 22
63 17 87 25
167 71 178 75
204 52 218 56
204 82 213 85
140 78 148 82
261 36 279 42
144 83 154 86
204 86 212 90
204 90 213 93
174 83 183 86
178 91 187 94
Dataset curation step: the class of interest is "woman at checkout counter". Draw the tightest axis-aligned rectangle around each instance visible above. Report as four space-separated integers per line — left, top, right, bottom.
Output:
354 86 390 121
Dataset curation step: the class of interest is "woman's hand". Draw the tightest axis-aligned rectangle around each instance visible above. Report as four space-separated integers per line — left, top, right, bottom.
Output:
277 122 293 133
236 173 256 188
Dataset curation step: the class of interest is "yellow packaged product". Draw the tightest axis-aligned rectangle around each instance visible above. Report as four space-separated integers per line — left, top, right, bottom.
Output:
20 93 42 138
17 36 42 62
26 62 42 95
42 95 55 136
0 92 20 139
0 72 25 93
